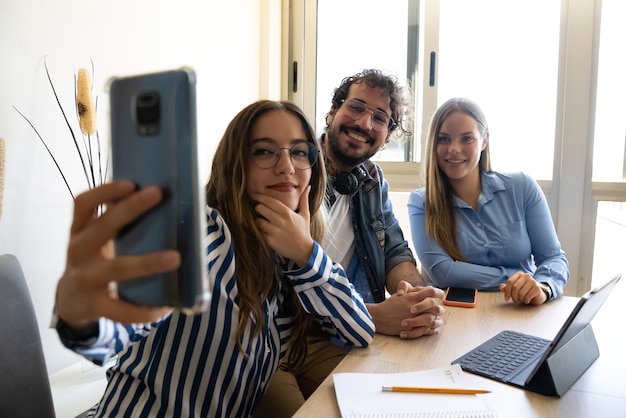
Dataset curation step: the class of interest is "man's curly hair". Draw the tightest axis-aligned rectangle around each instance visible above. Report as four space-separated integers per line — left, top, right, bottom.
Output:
326 69 413 139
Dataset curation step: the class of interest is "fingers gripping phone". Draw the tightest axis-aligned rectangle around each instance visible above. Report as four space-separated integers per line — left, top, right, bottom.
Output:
108 68 209 313
443 287 477 308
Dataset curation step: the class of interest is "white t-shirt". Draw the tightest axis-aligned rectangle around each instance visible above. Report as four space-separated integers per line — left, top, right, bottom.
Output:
322 190 355 270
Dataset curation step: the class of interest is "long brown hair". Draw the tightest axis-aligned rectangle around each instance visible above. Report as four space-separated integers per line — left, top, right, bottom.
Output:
423 97 491 261
205 100 326 368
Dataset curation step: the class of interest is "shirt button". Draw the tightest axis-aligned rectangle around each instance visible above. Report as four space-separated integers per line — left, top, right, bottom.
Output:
476 222 481 227
483 243 488 248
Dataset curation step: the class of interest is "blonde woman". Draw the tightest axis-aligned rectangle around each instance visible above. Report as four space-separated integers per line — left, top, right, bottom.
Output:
408 97 569 305
54 100 374 417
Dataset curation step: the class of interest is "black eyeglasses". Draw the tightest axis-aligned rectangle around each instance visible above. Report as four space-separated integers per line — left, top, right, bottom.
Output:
341 98 394 132
249 139 318 169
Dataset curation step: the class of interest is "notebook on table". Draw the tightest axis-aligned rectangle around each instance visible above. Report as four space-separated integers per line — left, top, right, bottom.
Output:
333 364 497 418
452 274 621 396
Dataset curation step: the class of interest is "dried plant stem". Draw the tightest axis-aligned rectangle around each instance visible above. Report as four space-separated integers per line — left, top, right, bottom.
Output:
12 105 75 199
14 57 107 209
44 57 92 191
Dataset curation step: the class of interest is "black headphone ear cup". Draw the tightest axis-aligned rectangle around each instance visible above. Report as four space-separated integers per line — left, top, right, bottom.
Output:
333 171 359 195
354 166 367 184
333 166 367 195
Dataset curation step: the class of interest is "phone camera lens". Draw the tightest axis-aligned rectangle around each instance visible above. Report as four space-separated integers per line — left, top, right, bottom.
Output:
136 91 160 135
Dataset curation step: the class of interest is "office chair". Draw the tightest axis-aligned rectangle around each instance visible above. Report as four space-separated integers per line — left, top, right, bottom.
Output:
0 254 56 418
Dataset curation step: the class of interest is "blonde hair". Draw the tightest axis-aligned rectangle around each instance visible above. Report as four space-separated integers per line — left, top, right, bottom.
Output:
205 100 326 368
423 97 491 261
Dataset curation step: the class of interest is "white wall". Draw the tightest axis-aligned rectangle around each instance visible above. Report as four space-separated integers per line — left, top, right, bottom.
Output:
0 0 281 374
389 192 414 253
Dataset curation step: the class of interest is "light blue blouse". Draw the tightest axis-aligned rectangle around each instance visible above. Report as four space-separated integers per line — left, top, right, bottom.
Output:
408 171 569 298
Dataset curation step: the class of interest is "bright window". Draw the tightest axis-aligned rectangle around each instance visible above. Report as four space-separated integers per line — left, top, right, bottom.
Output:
591 0 626 288
437 0 561 180
316 0 561 182
592 0 626 182
315 0 412 162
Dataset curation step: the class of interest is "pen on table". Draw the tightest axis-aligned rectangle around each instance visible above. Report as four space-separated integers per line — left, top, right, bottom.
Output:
382 386 491 394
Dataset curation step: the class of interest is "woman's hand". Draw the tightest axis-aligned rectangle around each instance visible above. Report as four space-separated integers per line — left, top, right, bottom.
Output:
251 186 315 268
56 181 180 329
500 272 547 305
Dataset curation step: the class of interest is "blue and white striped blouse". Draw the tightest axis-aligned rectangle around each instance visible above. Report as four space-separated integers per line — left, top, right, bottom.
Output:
69 206 374 418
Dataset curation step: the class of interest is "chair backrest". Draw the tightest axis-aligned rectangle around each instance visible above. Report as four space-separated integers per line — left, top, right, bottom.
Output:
0 254 55 418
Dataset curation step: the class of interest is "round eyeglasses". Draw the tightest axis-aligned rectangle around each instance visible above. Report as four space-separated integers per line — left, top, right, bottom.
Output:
341 98 394 132
249 140 318 170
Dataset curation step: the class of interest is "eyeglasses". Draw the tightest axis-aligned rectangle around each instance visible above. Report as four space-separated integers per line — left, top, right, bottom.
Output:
249 139 318 170
341 98 394 132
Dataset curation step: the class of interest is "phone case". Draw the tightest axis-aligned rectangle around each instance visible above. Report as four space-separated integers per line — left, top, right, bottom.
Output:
443 287 477 308
108 68 209 313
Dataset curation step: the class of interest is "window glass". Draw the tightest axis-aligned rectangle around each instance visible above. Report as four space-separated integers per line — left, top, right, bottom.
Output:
437 0 561 180
315 0 410 161
592 0 626 182
592 0 626 288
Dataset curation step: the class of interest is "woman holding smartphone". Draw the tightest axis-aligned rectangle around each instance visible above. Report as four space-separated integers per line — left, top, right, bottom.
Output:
54 100 374 417
408 97 569 305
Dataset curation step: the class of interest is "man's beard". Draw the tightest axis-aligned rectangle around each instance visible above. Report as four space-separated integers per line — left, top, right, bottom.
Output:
326 124 377 168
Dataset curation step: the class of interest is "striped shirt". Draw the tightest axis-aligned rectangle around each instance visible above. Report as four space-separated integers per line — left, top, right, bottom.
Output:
68 206 374 417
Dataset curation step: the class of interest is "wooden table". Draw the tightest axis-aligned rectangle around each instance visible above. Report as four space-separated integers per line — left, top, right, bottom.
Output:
294 286 626 418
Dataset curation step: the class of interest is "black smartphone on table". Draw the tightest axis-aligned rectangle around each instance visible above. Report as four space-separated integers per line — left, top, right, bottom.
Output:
108 68 209 313
443 286 477 308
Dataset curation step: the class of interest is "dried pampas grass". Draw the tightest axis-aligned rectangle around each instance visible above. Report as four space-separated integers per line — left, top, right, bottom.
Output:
76 68 96 136
13 57 107 209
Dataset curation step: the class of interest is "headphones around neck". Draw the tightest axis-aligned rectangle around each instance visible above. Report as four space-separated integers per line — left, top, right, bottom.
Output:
332 165 368 195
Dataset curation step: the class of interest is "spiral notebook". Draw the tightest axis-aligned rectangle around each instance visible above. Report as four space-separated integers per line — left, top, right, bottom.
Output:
333 364 497 418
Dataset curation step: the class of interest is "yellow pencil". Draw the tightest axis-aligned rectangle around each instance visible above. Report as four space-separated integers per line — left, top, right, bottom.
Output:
382 386 491 394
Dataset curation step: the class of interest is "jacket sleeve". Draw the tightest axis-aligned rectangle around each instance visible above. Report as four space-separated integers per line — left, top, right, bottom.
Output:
286 241 375 348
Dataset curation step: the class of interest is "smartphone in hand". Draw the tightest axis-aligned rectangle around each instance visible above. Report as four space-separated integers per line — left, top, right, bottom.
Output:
443 287 477 308
108 68 209 313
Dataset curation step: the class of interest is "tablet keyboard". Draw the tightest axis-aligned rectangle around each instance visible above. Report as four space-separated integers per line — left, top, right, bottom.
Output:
454 330 550 381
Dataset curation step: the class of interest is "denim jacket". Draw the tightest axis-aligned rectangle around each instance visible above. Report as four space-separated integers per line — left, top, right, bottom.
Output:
346 159 417 303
